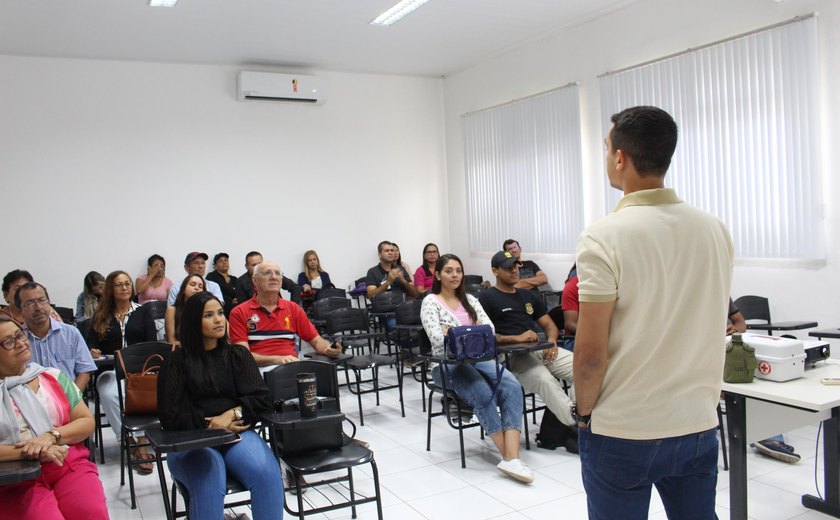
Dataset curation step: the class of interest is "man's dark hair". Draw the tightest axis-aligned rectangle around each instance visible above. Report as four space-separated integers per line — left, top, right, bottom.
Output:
147 254 165 267
2 270 33 294
609 106 678 177
213 252 229 264
245 251 262 262
14 282 49 309
377 241 393 253
502 239 519 250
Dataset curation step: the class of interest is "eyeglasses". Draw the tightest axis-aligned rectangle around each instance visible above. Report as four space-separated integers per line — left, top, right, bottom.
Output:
21 297 50 310
257 270 283 278
113 282 132 289
0 329 27 351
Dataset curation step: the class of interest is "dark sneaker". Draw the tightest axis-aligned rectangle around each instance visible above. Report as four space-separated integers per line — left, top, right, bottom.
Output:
755 439 801 464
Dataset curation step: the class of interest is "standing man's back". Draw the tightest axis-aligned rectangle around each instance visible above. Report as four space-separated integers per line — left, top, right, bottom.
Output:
574 105 733 519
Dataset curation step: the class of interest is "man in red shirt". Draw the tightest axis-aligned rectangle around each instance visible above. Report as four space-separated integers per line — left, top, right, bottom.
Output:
229 260 341 372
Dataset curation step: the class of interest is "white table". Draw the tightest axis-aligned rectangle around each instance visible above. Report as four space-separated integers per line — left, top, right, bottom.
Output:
722 362 840 519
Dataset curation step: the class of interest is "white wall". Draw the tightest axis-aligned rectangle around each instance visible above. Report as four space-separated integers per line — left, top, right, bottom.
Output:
0 55 447 306
444 0 840 331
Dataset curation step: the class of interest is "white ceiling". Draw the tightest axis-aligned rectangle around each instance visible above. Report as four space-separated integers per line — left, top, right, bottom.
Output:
0 0 641 77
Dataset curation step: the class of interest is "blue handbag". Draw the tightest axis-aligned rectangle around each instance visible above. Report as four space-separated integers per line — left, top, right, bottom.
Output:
444 324 496 362
442 325 505 409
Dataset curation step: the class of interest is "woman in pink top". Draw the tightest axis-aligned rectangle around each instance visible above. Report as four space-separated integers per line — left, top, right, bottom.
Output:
0 315 109 520
419 254 532 484
135 254 173 304
413 243 439 294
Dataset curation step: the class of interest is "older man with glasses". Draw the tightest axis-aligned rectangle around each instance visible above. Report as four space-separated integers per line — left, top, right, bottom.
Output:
17 282 96 391
229 261 342 374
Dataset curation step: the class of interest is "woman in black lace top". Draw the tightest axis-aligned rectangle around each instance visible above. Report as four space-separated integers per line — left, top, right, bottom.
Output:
158 291 284 519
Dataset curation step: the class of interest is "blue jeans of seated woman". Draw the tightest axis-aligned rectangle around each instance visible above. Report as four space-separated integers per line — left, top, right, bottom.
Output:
167 429 284 520
579 426 719 520
432 360 523 436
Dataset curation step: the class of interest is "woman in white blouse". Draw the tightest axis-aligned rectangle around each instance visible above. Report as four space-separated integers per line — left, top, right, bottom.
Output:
420 253 532 484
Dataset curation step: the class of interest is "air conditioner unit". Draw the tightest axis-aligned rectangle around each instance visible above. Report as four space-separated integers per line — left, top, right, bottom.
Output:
237 71 327 104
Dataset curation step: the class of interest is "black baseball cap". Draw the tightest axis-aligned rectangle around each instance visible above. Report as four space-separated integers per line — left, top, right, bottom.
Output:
491 251 521 269
213 252 229 264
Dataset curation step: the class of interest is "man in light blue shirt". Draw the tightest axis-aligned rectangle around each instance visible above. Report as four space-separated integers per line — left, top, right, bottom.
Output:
18 282 96 391
167 251 224 305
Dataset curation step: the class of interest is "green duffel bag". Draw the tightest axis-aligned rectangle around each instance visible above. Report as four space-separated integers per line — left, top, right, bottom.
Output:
723 333 757 383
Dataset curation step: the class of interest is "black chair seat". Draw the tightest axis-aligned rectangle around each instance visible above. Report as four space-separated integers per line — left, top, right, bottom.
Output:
283 442 375 473
264 361 384 520
345 354 394 370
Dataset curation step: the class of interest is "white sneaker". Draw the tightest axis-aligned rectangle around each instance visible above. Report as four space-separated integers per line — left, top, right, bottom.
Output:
496 458 534 484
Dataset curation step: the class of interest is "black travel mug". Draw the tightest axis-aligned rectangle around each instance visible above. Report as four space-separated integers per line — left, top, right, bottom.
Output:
297 372 318 417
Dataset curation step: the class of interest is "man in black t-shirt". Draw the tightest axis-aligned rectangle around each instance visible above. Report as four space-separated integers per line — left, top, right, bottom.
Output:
364 241 419 299
479 250 577 451
503 239 548 295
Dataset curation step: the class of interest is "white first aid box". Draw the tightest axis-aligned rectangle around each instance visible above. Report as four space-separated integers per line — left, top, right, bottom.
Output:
741 333 806 382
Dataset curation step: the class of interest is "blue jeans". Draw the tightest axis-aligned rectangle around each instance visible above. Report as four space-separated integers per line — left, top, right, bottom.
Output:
167 429 284 520
432 360 523 436
579 427 719 520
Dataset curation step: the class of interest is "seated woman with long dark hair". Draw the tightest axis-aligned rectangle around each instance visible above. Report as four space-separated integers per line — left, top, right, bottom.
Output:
0 315 109 519
420 254 532 483
164 274 205 347
86 270 158 473
413 243 439 293
158 292 283 519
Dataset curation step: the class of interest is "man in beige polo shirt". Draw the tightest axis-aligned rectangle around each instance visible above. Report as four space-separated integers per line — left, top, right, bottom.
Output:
573 106 733 519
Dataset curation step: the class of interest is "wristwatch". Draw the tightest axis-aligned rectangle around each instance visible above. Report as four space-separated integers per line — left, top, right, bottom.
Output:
571 404 591 428
48 429 62 444
233 407 243 421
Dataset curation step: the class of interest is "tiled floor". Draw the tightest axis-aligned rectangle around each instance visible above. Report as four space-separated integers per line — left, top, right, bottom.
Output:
96 368 836 519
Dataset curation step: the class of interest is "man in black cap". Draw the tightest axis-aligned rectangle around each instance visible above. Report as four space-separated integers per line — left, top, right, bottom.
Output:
479 250 578 453
167 251 225 305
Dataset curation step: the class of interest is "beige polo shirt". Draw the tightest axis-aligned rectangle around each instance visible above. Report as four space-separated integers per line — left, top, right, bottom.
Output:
577 188 733 439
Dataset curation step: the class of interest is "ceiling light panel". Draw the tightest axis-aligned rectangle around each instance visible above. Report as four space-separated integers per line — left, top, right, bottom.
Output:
370 0 430 26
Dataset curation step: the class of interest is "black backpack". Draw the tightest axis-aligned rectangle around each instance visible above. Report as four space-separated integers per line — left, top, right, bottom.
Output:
535 409 567 450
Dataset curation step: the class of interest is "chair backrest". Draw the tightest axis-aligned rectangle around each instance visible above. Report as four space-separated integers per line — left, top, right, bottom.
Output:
463 275 483 285
316 288 347 301
734 295 771 323
464 284 485 296
142 300 167 320
312 297 351 321
326 307 369 335
547 306 565 331
264 360 341 410
371 291 405 313
395 300 422 326
418 329 432 356
114 341 173 380
76 317 92 344
54 306 74 324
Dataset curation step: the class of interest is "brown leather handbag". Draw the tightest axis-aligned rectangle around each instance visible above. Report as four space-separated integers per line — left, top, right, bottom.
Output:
117 351 164 415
